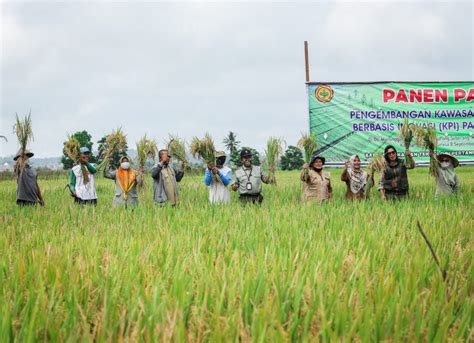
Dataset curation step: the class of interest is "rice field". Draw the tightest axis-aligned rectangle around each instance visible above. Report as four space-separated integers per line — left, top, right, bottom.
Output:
1 167 473 341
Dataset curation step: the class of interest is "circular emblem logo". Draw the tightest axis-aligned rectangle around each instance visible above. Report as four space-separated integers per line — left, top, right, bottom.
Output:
315 85 334 103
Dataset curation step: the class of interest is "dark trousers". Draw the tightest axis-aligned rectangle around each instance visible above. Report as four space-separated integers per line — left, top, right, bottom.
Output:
17 199 37 206
74 198 97 206
239 193 263 204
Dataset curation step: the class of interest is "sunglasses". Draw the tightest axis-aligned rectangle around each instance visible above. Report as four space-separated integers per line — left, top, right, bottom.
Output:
387 151 396 155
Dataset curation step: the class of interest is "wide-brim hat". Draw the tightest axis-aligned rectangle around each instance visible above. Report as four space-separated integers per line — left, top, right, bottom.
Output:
13 149 34 161
310 154 325 165
437 153 459 168
215 151 226 158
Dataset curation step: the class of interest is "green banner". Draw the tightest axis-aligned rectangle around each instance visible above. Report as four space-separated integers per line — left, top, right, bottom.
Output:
308 82 474 164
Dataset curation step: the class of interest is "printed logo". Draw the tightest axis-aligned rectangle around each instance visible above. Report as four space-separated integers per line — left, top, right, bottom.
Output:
315 85 334 103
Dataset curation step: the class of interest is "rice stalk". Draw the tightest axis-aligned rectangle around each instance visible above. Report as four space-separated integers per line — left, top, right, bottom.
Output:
190 133 216 164
167 135 187 163
414 127 439 177
398 118 415 165
136 135 158 189
13 112 34 174
98 128 127 171
265 137 285 185
297 133 318 163
64 135 81 165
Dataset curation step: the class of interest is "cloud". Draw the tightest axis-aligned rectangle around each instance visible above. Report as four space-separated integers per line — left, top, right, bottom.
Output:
1 1 472 158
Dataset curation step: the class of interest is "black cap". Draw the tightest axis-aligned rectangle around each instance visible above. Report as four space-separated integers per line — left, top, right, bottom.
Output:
310 154 325 165
240 149 252 158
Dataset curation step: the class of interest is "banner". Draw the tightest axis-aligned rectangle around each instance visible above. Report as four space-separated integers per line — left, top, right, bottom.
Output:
307 82 474 164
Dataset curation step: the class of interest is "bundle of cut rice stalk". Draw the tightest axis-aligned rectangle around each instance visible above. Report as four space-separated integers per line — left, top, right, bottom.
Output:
414 127 439 177
64 135 81 165
398 118 415 165
136 135 158 189
98 128 127 171
14 113 34 175
265 137 285 185
297 132 318 163
190 133 216 164
191 133 219 182
366 153 386 194
167 135 187 163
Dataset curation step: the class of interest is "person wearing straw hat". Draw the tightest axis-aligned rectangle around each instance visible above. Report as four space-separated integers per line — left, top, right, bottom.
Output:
301 153 332 202
232 148 269 204
69 146 98 205
341 154 369 200
378 145 415 200
14 149 44 206
104 156 138 207
205 151 232 204
151 149 185 207
433 152 460 199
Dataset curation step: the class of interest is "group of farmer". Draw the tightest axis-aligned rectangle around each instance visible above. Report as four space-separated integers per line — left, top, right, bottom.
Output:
14 144 461 207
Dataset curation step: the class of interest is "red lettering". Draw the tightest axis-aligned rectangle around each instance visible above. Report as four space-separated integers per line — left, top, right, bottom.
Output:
454 89 466 102
395 89 408 103
467 89 474 102
424 89 433 102
383 89 395 103
409 89 423 102
434 89 448 102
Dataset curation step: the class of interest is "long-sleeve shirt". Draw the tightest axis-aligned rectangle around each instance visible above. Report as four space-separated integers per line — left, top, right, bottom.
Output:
151 162 184 205
204 166 232 204
69 162 97 193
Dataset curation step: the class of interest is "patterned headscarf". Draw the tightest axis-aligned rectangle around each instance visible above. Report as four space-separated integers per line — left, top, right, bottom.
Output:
347 155 368 194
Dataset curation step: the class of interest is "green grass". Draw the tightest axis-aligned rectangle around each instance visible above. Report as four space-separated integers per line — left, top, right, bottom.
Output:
1 167 473 341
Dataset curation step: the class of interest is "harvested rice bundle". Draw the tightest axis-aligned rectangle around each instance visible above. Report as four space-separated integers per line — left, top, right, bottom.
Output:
265 137 284 185
13 113 34 175
297 133 318 163
190 133 216 164
98 128 127 171
136 134 158 189
414 127 439 177
167 135 187 163
64 135 81 165
398 118 415 165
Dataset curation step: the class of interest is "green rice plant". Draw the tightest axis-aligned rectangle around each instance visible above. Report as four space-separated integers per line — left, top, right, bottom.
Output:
136 135 158 189
0 166 472 341
265 137 285 185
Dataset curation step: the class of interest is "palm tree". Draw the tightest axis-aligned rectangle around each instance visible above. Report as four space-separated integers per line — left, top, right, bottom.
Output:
223 131 240 154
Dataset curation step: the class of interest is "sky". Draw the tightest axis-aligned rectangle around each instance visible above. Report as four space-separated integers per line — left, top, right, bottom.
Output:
1 0 473 158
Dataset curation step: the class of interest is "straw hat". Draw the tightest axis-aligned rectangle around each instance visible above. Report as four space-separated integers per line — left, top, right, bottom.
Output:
437 153 459 168
13 149 34 161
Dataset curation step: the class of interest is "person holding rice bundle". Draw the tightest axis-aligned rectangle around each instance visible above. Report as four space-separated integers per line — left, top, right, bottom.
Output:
341 155 370 200
232 149 269 204
378 145 415 200
205 151 232 204
151 149 185 207
301 153 332 202
69 147 98 205
104 156 138 207
432 152 460 199
14 149 45 207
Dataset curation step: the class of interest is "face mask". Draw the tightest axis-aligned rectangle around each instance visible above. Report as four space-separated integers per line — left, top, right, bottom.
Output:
121 162 130 170
440 161 450 168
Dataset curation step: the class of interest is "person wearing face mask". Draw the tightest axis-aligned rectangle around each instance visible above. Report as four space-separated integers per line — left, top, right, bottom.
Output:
204 151 232 204
378 145 415 201
232 149 269 204
104 156 138 208
341 154 370 200
14 149 45 207
301 153 332 202
69 147 98 205
433 152 460 199
151 149 185 207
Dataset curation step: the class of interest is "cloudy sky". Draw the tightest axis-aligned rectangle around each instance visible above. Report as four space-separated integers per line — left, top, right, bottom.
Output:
1 0 472 158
